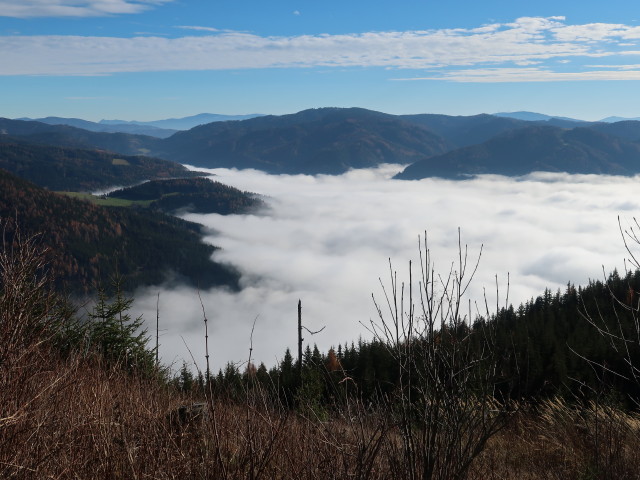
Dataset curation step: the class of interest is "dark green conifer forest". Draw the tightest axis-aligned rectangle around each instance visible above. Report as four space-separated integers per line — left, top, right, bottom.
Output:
204 271 640 410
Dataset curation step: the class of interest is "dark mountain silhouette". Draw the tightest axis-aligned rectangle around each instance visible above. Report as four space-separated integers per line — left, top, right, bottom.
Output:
400 113 589 147
0 118 160 156
600 116 640 123
0 141 202 192
493 111 585 123
587 120 640 143
101 113 264 130
156 107 451 174
0 169 239 294
395 125 640 180
18 116 177 138
399 113 530 148
8 109 640 181
156 108 605 175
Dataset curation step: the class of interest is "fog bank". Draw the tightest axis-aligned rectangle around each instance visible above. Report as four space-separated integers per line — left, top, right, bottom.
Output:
132 166 640 372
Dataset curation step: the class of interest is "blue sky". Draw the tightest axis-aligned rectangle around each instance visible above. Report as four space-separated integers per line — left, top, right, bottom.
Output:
3 0 640 121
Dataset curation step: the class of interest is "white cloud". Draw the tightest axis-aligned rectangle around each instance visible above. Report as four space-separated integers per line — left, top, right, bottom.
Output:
586 63 640 70
2 17 640 78
0 0 173 18
395 67 640 82
130 167 639 372
176 26 221 33
551 23 640 43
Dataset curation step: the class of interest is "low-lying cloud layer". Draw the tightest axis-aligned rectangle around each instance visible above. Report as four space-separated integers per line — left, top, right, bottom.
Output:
132 167 640 373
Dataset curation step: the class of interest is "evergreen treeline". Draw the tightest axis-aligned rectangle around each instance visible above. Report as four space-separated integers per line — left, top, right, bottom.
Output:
202 270 640 409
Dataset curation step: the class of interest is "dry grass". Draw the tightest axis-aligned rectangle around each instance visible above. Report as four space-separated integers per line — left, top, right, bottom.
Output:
4 349 640 480
0 346 390 479
4 231 640 479
470 398 640 480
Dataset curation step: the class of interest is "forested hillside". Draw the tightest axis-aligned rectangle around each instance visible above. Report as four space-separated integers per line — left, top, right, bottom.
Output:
0 169 239 293
156 107 451 174
8 109 640 179
209 271 640 408
0 141 202 191
106 177 264 214
395 125 640 179
0 117 160 155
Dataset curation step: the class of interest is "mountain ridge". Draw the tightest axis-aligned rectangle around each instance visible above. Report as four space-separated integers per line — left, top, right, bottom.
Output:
100 112 265 130
395 125 640 180
0 140 202 192
18 116 177 138
8 108 640 179
0 117 161 156
156 107 452 174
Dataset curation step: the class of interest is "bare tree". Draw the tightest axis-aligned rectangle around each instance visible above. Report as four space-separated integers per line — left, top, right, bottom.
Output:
0 221 60 370
577 216 640 404
367 230 512 480
565 216 640 478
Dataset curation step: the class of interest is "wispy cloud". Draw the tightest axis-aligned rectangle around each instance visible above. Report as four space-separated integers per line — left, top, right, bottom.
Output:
176 26 221 33
0 0 173 18
586 63 640 70
3 16 640 80
394 66 640 82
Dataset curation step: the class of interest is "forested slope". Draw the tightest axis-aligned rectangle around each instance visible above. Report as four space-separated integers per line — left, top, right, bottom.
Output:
0 169 239 293
0 141 201 192
107 177 264 214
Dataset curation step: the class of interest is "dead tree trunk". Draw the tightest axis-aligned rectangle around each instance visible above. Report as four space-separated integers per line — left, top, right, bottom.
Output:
298 299 303 384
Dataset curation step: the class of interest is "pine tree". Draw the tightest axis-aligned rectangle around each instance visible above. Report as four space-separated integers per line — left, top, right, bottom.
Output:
86 275 155 375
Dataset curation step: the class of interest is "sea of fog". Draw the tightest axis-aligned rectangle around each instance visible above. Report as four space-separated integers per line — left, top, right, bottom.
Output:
131 165 640 372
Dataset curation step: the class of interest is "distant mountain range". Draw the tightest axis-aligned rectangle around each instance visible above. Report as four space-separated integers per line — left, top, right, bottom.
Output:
17 116 178 138
154 108 640 176
0 117 159 156
0 140 201 191
7 107 640 178
17 113 265 137
493 111 586 123
496 110 640 124
599 116 640 123
100 113 264 131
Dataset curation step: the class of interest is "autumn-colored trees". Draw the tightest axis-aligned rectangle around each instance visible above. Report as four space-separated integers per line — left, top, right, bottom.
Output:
0 169 239 293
